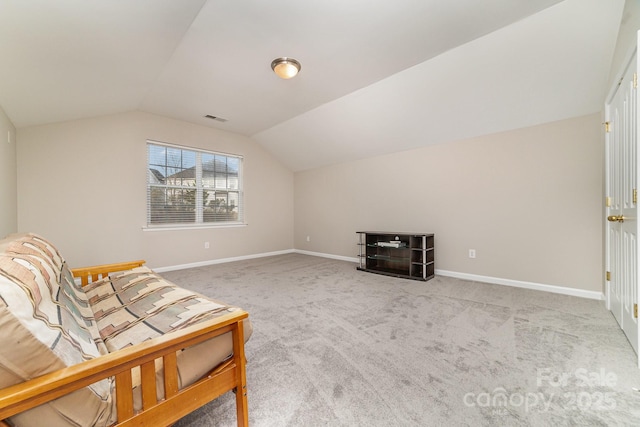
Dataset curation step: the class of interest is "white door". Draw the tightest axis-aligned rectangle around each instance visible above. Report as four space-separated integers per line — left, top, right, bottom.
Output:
606 39 639 362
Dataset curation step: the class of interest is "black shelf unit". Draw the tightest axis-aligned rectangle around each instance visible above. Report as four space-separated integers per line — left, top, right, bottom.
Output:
356 231 435 281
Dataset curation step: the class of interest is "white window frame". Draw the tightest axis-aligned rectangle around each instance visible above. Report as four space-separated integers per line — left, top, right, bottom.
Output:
145 140 245 230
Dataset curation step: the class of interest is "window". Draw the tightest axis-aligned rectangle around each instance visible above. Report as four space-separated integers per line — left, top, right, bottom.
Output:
147 141 243 227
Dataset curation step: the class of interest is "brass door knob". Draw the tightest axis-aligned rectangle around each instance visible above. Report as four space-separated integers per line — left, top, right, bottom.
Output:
607 215 625 223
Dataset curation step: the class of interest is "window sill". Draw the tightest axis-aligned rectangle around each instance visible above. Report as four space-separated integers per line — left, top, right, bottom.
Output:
142 223 247 232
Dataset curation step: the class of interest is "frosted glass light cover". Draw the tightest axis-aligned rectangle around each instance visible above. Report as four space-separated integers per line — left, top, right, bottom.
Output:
271 58 301 79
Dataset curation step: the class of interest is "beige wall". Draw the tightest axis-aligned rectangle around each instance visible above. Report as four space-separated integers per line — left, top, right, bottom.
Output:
17 111 294 268
11 110 605 292
294 114 603 292
0 106 17 238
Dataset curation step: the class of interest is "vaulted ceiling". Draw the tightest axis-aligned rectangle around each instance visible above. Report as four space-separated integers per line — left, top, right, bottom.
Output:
0 0 626 171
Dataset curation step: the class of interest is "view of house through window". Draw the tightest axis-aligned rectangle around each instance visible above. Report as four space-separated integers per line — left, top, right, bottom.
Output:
147 141 243 227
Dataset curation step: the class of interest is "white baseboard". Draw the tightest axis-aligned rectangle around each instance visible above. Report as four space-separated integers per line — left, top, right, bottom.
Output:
154 248 604 301
153 249 295 273
435 269 604 300
294 249 359 263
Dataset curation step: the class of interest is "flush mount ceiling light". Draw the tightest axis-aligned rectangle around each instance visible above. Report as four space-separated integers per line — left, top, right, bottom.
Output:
271 57 301 79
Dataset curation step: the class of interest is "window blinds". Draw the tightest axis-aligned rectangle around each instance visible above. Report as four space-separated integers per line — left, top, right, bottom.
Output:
147 141 243 227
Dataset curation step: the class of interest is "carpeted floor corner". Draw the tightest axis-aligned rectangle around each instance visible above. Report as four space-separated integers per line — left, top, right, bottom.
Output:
163 254 640 426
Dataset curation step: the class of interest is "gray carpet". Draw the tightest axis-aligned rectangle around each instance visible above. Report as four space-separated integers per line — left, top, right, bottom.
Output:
162 253 640 426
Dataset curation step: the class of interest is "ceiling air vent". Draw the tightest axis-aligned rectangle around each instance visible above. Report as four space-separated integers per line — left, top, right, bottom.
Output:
204 114 228 123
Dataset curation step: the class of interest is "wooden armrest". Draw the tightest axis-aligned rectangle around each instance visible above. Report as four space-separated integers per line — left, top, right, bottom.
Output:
0 309 249 426
71 260 146 286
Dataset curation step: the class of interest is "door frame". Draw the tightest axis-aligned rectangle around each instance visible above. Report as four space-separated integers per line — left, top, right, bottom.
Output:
604 34 640 366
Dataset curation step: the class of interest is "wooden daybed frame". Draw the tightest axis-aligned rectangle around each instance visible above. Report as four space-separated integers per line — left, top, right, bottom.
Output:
0 261 249 427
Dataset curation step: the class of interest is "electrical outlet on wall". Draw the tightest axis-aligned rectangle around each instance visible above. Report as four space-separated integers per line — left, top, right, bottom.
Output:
469 249 476 259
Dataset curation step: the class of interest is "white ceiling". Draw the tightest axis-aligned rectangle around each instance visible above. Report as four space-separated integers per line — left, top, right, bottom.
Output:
0 0 625 171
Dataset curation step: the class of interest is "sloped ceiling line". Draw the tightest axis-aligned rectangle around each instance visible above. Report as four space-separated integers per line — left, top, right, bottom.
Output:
0 0 625 171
